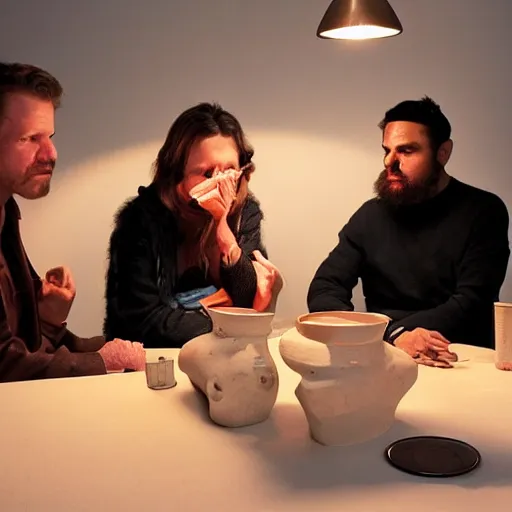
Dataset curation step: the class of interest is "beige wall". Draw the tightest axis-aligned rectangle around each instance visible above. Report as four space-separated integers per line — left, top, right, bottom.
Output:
1 0 511 336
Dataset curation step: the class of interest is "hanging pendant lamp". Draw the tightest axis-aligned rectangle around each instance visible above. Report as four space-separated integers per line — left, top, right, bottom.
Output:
317 0 403 40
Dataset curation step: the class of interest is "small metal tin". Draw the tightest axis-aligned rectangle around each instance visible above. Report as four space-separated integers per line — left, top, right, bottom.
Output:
145 356 177 390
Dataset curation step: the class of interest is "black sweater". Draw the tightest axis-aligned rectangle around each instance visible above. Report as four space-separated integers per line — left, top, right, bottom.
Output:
104 184 267 348
307 178 510 348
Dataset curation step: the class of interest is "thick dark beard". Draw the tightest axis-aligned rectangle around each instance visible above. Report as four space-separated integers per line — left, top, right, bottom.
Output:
374 161 442 207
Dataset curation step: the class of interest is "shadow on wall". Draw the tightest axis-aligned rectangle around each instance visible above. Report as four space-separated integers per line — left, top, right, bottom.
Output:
18 130 375 337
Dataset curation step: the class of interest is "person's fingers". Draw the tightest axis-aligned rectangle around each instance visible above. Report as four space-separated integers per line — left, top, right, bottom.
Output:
40 279 53 297
425 348 439 360
61 266 76 293
46 266 64 284
425 336 450 351
432 360 454 368
252 250 280 273
129 343 146 370
436 350 458 363
429 330 451 344
46 266 76 293
415 354 437 367
416 352 454 368
112 338 132 347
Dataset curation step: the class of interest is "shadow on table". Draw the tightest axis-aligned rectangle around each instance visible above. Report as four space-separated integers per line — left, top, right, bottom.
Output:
179 390 512 490
178 383 212 423
242 403 512 490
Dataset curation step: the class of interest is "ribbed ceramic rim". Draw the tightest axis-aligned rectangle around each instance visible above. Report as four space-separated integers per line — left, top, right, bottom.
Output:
208 306 274 317
297 311 389 328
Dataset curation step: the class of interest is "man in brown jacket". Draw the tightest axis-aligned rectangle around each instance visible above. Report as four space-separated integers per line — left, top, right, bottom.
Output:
0 62 145 381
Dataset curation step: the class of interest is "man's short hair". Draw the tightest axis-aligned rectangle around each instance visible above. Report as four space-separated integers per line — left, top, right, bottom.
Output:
0 62 63 118
379 96 451 149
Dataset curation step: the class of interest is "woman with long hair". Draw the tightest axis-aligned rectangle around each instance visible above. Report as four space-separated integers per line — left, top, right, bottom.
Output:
104 103 278 348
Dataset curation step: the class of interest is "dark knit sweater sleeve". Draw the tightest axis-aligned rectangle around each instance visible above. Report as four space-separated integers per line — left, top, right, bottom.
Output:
385 195 510 340
105 211 212 349
307 207 365 312
220 198 266 307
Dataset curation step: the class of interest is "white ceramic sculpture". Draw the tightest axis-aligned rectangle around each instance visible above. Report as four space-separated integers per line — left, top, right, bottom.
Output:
279 311 418 446
178 307 279 427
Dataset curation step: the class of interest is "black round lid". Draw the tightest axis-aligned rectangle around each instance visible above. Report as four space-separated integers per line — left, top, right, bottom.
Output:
384 436 481 477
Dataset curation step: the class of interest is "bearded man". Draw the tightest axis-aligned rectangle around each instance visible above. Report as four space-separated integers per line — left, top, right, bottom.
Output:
307 96 510 366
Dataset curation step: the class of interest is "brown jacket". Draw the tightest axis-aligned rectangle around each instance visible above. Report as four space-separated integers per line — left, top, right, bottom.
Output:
0 198 107 382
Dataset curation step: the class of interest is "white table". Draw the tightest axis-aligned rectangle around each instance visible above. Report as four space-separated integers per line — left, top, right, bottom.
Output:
0 342 510 512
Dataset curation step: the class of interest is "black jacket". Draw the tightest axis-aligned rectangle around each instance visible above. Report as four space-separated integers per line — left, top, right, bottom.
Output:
104 184 267 348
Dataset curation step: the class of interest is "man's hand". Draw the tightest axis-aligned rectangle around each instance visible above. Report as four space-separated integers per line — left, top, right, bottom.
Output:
38 266 76 326
394 328 458 368
190 169 241 221
98 339 146 372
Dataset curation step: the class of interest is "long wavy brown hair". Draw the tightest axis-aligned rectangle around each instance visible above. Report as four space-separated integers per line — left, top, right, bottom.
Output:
152 102 255 274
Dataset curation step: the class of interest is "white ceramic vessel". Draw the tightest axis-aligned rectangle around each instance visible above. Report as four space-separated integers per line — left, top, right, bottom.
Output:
178 307 279 427
279 311 418 446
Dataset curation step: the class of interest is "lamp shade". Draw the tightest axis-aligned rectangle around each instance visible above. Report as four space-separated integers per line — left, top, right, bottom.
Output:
317 0 403 40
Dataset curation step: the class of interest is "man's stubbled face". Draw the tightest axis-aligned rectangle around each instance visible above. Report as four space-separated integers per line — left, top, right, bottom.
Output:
0 93 57 205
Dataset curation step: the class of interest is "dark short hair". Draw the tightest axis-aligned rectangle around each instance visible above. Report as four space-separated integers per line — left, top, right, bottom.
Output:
0 62 63 118
379 96 451 149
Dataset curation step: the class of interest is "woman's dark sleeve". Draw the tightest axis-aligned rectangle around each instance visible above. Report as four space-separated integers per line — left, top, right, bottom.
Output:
105 212 211 348
220 197 267 307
